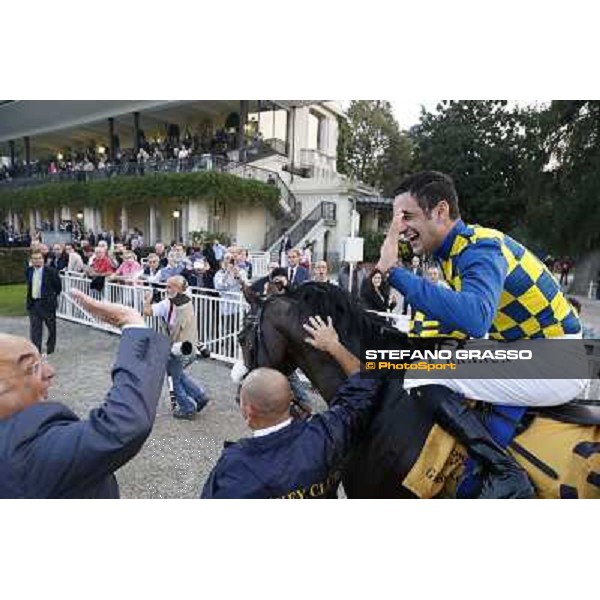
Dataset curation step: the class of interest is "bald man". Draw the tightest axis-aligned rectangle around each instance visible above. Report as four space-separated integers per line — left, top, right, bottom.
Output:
143 275 209 419
201 316 383 499
0 291 170 498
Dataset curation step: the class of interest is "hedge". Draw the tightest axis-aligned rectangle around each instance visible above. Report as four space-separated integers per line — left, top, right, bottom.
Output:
0 171 281 213
0 248 30 284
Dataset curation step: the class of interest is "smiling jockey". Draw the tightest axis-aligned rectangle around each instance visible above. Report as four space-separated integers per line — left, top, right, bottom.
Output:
377 171 587 499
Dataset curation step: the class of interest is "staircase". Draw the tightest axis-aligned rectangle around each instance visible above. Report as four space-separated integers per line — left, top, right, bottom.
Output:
266 201 337 260
220 159 301 220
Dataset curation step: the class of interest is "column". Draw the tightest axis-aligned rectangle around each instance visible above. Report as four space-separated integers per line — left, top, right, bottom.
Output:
133 111 140 154
181 200 190 244
238 100 249 158
83 207 96 233
24 136 31 175
53 208 60 232
95 207 103 232
9 140 15 167
108 117 115 161
28 210 36 235
120 206 128 237
187 199 209 234
61 206 71 221
149 204 157 245
34 209 42 230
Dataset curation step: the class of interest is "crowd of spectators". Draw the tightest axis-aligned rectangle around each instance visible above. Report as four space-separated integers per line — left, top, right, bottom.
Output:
0 125 266 183
0 222 30 247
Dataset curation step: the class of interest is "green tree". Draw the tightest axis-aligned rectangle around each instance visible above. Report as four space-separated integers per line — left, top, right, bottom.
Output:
411 100 546 236
529 101 600 294
536 101 600 254
338 101 413 195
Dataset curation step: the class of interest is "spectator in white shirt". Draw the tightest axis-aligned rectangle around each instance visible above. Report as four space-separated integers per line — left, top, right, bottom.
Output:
65 243 84 273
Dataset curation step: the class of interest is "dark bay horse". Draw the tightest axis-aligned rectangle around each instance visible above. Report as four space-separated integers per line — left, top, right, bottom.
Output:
238 282 600 499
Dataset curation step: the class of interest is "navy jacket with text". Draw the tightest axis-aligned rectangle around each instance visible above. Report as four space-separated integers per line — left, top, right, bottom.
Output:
0 328 170 498
201 373 382 499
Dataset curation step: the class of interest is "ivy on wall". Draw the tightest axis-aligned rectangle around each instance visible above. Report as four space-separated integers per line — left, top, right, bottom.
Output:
0 171 281 213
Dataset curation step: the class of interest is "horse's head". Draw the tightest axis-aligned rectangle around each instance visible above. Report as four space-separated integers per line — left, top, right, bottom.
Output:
237 282 412 404
237 295 296 377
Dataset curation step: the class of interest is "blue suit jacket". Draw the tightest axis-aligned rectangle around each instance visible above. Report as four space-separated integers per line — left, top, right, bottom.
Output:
201 373 382 499
0 328 170 498
289 265 310 288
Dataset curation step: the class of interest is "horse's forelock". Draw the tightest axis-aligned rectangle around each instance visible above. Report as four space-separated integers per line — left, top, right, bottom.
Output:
286 282 398 347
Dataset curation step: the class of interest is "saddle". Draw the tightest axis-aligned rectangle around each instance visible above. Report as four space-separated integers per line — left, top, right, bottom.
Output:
532 400 600 426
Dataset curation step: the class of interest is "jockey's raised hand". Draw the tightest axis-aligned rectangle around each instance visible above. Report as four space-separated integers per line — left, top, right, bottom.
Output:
376 217 401 274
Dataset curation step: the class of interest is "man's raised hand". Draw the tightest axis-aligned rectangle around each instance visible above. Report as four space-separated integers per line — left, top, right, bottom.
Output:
70 289 145 328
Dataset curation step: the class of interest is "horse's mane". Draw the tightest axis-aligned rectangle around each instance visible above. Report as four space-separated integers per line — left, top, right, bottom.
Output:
277 282 408 348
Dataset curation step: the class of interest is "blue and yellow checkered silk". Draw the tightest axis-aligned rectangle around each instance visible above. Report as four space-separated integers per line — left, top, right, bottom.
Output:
409 225 581 340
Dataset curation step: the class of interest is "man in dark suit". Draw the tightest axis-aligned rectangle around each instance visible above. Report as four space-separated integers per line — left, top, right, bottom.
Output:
286 248 310 289
0 291 170 499
202 316 382 498
402 255 423 317
26 250 63 355
278 229 292 266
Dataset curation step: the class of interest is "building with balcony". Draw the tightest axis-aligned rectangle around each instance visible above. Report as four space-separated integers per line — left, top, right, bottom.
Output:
0 100 382 267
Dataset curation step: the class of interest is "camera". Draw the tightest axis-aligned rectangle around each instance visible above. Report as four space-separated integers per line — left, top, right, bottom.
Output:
170 341 211 359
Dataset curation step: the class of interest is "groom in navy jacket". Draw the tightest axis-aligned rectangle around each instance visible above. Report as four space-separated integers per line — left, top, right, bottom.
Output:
0 291 170 498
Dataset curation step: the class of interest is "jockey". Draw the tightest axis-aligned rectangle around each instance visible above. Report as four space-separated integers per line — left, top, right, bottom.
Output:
377 171 586 499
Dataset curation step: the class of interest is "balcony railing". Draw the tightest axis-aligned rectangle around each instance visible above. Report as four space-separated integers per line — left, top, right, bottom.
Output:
300 148 337 178
0 155 232 189
0 153 301 224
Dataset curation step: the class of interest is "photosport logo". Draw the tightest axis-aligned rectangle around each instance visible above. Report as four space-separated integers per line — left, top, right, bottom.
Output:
360 340 590 381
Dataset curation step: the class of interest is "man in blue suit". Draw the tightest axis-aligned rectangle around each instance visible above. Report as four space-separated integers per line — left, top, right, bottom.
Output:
0 290 170 498
286 248 310 289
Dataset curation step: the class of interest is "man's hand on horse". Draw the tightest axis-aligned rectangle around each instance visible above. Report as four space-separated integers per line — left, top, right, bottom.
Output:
303 316 339 353
376 218 402 273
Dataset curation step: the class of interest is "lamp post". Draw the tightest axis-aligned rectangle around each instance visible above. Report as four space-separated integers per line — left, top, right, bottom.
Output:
172 209 181 242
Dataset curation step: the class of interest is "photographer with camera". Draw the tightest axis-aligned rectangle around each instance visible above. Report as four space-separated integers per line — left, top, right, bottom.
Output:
143 275 209 420
214 253 245 358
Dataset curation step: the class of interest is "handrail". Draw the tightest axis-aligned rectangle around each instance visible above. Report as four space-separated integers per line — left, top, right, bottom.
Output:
220 160 300 218
266 201 336 253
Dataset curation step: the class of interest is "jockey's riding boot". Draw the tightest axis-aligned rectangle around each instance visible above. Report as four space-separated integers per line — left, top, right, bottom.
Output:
416 385 535 499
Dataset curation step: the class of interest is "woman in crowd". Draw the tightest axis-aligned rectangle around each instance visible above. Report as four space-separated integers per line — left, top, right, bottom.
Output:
110 251 143 283
360 269 397 313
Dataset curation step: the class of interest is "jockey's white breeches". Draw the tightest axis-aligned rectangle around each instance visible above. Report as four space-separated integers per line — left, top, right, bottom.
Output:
403 332 589 407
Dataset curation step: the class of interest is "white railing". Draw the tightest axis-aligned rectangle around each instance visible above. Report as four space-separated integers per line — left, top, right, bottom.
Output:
58 272 248 364
367 310 410 333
